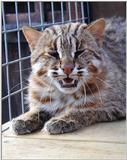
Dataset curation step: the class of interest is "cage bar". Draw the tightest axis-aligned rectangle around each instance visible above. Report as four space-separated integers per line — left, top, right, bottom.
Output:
39 2 44 30
86 2 90 23
27 2 32 26
75 2 78 20
61 2 64 23
68 2 72 22
2 87 28 101
81 2 85 23
15 2 24 113
2 2 12 121
2 56 31 67
51 2 55 24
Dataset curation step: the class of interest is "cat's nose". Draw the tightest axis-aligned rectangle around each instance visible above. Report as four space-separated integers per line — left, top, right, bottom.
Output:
62 63 74 75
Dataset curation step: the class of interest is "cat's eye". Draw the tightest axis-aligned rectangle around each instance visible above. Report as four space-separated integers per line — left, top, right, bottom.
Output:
74 50 85 59
48 51 60 59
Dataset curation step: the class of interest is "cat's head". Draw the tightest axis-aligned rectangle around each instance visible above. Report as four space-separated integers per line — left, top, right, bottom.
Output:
23 18 107 94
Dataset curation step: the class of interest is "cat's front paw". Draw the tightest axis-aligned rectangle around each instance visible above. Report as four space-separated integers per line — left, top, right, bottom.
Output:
11 118 41 135
11 119 31 135
43 119 76 135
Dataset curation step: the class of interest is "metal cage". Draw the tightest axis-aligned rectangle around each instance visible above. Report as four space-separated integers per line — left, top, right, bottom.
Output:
2 2 90 124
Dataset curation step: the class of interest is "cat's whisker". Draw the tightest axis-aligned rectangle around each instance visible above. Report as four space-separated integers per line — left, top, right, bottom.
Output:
82 84 87 105
10 81 28 92
81 78 94 106
13 67 32 73
81 78 89 107
49 79 54 107
96 77 113 89
84 80 96 101
94 82 103 105
82 88 94 108
35 79 53 122
31 83 46 123
36 89 47 123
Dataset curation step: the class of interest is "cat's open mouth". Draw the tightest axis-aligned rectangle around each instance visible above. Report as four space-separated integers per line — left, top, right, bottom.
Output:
59 78 78 88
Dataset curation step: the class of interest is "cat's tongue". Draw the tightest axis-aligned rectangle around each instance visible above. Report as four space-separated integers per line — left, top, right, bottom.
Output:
63 78 73 83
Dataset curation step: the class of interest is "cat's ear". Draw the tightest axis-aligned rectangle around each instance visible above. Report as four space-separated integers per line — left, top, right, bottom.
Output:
87 18 105 47
22 26 42 52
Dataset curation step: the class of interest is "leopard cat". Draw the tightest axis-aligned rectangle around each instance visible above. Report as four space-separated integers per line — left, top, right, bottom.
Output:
11 17 126 135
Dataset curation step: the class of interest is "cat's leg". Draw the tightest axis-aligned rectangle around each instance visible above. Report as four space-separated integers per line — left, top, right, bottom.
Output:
11 108 51 135
43 107 125 134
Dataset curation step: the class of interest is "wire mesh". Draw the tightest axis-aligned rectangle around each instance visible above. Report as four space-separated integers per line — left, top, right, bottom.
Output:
2 2 90 124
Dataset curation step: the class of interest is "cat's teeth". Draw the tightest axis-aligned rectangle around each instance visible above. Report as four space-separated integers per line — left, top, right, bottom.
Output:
62 79 74 84
63 78 73 83
58 79 78 88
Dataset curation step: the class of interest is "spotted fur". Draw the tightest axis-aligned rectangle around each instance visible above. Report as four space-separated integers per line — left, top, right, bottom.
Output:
11 17 126 135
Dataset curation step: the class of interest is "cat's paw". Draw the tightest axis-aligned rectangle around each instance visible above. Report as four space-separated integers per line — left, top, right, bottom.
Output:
11 118 42 135
43 118 76 135
11 118 33 135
